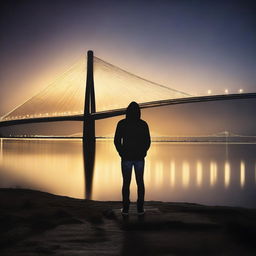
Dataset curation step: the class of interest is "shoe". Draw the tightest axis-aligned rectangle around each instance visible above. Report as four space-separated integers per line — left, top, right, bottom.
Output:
137 209 145 215
121 208 129 216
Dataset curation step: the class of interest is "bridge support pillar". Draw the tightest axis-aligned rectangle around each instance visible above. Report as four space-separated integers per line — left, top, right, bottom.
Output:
83 50 96 141
82 50 96 199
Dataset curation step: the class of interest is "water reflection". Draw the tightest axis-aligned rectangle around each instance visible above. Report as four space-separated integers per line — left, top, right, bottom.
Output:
196 161 203 187
210 161 217 187
82 139 95 199
0 139 256 207
224 161 231 188
0 138 3 161
182 161 190 188
240 161 245 188
0 139 85 198
170 161 175 187
155 162 163 187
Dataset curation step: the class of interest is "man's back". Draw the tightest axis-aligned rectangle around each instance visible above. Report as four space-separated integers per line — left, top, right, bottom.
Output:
114 118 150 160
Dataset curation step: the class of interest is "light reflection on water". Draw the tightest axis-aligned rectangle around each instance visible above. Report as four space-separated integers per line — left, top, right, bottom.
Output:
0 139 256 208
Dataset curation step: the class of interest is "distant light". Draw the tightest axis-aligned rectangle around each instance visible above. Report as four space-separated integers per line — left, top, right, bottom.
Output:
224 89 229 94
239 89 243 93
207 90 212 95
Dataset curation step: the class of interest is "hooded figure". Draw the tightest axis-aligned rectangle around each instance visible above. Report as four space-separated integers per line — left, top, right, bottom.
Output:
126 101 141 121
114 101 151 160
114 101 151 215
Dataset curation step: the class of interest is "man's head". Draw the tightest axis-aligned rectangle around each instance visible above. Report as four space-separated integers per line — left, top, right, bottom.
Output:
126 101 141 121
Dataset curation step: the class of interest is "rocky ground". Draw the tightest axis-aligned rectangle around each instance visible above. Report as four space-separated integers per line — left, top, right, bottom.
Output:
1 188 256 255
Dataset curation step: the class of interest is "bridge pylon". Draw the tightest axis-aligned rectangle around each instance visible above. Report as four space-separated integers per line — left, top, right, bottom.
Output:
83 50 96 141
82 50 96 199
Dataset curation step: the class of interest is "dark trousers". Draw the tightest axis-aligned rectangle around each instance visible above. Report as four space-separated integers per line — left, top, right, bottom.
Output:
121 160 145 211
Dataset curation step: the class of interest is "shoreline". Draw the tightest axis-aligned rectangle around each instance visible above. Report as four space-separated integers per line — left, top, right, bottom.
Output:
1 188 256 255
1 137 256 144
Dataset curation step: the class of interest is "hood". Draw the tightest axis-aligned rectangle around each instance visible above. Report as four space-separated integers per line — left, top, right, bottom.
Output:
126 101 141 121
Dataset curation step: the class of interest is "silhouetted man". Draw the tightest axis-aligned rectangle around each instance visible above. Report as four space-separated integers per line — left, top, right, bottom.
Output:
114 101 151 215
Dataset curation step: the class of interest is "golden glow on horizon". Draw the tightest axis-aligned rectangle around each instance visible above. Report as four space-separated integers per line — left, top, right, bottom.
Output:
2 56 188 121
1 44 254 122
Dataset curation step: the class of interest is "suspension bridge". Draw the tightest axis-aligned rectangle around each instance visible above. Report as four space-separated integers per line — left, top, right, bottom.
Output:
1 50 255 199
0 50 256 138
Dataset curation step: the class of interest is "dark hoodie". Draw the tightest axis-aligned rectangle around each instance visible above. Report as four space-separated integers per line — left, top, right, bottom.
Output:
114 102 151 160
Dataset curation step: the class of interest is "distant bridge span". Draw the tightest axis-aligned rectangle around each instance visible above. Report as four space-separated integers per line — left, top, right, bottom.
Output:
0 50 256 134
0 92 256 127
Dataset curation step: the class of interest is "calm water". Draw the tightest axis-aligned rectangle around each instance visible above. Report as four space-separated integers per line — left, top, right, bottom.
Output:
0 138 256 208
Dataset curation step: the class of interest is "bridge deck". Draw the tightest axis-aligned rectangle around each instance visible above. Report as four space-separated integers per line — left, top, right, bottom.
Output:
0 93 256 127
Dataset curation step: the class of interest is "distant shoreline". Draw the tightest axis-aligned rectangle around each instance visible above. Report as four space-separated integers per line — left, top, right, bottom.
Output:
1 136 256 143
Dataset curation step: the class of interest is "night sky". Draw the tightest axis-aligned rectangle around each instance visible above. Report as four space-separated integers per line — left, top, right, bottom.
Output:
0 0 256 135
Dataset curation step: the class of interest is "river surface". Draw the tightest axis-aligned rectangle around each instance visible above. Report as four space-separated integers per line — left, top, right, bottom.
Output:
0 138 255 208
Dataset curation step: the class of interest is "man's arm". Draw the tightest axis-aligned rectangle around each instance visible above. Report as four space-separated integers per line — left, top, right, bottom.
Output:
114 121 123 157
144 122 151 151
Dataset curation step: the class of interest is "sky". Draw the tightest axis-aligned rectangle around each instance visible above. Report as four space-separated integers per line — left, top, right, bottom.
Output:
0 0 256 135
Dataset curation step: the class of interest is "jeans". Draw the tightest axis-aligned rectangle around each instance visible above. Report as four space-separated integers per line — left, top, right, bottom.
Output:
121 160 145 211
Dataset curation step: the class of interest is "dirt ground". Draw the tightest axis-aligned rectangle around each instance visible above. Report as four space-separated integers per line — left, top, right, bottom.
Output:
1 188 256 255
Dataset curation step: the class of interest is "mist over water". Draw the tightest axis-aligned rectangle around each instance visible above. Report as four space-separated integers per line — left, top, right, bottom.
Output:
0 139 255 208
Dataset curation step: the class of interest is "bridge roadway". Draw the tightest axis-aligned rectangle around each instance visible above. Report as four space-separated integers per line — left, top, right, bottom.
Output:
0 92 256 127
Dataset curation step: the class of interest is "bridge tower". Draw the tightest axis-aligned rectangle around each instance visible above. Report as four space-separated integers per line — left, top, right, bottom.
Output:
83 50 96 140
83 50 96 199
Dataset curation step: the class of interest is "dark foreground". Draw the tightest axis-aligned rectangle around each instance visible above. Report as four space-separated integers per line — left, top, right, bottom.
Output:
1 189 256 255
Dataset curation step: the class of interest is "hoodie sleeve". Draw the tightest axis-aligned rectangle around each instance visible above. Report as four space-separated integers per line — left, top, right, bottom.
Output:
144 122 151 151
114 121 123 156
